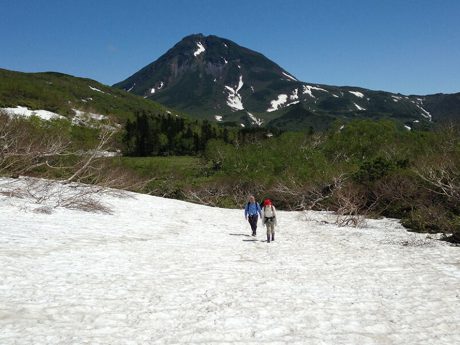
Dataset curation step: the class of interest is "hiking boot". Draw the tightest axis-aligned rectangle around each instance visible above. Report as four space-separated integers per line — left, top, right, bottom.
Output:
267 235 270 243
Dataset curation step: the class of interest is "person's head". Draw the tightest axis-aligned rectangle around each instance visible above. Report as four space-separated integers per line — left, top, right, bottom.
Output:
248 195 255 203
263 199 272 206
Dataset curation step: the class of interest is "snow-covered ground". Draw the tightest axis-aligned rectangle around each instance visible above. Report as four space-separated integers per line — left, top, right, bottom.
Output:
225 75 244 111
0 178 459 345
1 106 65 120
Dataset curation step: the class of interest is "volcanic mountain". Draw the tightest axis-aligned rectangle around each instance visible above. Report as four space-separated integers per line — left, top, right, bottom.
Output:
114 34 460 130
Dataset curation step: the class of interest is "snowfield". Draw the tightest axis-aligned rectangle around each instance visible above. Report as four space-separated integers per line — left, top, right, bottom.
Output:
1 106 65 121
0 178 459 345
193 42 206 57
224 75 244 111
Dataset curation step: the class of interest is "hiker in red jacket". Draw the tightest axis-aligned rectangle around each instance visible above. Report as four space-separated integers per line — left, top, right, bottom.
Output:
261 199 277 243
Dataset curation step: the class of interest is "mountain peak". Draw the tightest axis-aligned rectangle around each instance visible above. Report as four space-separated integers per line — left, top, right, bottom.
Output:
113 34 455 129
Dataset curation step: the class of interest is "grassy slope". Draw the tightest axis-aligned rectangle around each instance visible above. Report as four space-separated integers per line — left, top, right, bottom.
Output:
0 68 175 121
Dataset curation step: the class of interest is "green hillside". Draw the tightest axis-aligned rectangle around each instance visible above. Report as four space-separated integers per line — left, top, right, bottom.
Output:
0 68 172 121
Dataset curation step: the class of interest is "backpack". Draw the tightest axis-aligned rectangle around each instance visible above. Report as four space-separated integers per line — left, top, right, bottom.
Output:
263 205 274 218
246 202 260 213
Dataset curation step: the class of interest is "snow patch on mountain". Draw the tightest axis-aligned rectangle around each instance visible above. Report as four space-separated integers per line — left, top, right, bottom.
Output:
416 105 432 121
349 91 364 98
290 88 299 100
412 99 432 121
222 57 228 64
89 86 105 94
267 94 288 112
214 115 223 122
236 75 243 93
302 85 329 98
193 42 205 57
392 95 402 102
126 83 135 92
404 125 412 131
150 88 156 94
287 101 300 107
73 109 107 121
282 72 298 81
158 81 164 89
247 111 263 126
72 109 108 127
353 103 366 111
224 75 244 111
1 106 65 121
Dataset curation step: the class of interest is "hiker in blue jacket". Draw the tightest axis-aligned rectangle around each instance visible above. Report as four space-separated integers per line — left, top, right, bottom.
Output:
244 195 262 236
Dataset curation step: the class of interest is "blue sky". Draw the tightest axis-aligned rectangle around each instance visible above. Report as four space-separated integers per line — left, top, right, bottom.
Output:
1 0 459 95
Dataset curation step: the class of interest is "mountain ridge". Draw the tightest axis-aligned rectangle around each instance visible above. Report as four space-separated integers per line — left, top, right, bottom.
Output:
114 34 460 130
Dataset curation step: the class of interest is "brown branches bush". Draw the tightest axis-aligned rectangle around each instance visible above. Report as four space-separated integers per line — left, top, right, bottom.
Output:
0 112 71 176
0 112 150 213
414 156 460 204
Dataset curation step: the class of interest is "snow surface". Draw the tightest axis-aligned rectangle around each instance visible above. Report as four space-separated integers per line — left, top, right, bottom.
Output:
302 85 328 98
282 72 298 81
290 88 299 100
224 76 244 111
353 103 366 111
416 105 432 121
126 83 135 92
267 94 288 112
267 93 300 112
89 86 105 94
0 178 459 345
1 106 65 121
411 98 432 121
214 115 223 122
349 91 365 98
72 109 107 127
287 100 300 107
193 42 205 57
246 111 263 126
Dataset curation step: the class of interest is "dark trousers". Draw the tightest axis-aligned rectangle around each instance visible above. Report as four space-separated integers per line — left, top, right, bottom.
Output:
248 215 258 234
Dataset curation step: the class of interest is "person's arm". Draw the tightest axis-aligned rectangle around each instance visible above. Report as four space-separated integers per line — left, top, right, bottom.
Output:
244 203 248 219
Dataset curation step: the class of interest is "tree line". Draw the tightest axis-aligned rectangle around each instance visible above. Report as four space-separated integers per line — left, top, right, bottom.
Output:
122 111 280 156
